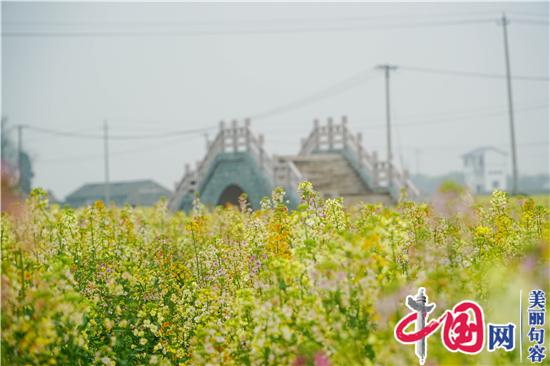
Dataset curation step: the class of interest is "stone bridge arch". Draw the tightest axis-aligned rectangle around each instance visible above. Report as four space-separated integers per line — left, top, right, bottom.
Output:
169 120 301 212
217 184 246 207
198 151 275 210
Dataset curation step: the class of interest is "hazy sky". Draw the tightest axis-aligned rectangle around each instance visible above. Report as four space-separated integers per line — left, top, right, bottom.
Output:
2 1 548 199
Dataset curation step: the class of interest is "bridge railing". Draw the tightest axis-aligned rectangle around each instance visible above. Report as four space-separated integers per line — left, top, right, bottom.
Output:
194 120 274 184
375 161 418 195
299 117 418 198
273 156 304 192
299 116 378 183
169 116 419 210
169 164 195 211
389 164 420 198
170 119 278 210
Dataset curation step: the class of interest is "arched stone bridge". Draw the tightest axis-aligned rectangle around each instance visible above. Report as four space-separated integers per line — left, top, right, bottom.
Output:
169 117 418 211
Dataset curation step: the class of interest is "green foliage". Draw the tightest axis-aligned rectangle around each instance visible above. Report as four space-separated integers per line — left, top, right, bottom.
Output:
1 187 548 365
438 180 466 194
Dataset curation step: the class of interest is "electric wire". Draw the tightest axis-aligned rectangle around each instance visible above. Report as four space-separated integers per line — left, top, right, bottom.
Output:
250 71 380 121
38 134 203 164
399 65 549 81
1 18 496 37
26 124 217 140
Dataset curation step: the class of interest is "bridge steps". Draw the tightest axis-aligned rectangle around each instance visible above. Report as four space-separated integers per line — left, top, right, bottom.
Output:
288 153 393 206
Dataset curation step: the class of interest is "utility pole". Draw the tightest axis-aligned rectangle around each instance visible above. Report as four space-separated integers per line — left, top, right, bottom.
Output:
17 125 22 174
498 13 519 195
376 64 398 186
103 120 110 205
16 124 27 184
1 117 6 161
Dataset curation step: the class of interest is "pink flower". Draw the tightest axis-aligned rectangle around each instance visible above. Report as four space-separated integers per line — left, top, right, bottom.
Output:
314 352 330 366
292 355 307 366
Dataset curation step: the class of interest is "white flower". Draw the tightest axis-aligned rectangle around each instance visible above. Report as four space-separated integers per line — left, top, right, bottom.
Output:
281 326 292 341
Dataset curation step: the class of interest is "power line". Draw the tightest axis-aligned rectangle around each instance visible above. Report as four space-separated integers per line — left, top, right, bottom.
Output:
260 100 548 134
268 139 549 151
38 133 202 164
381 100 547 122
362 104 547 130
513 19 550 26
379 140 550 151
257 103 548 135
254 104 543 134
25 124 216 140
21 68 381 159
0 11 514 28
250 71 380 120
400 65 549 82
249 60 547 124
1 18 495 38
35 103 545 161
24 125 112 142
504 11 549 19
368 140 549 149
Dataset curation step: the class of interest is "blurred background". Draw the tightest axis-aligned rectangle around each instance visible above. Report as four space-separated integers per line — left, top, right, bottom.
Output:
1 1 548 208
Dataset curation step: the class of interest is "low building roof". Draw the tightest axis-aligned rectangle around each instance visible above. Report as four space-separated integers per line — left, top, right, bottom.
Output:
461 146 507 158
65 179 171 205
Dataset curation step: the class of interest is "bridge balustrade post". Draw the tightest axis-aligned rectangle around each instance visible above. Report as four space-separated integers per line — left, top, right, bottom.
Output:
356 132 363 166
357 144 364 168
245 118 251 151
231 119 238 152
372 151 379 186
393 167 401 189
313 119 320 151
195 161 202 181
259 134 265 169
328 117 334 150
342 115 348 150
287 163 291 188
219 121 226 152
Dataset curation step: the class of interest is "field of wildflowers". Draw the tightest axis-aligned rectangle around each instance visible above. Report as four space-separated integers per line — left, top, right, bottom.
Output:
1 183 548 365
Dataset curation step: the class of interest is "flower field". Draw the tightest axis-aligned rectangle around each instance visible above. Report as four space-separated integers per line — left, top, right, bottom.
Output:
1 183 549 366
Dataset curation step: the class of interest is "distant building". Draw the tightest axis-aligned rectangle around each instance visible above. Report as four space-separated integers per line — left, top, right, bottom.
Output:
65 179 171 207
462 147 507 194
